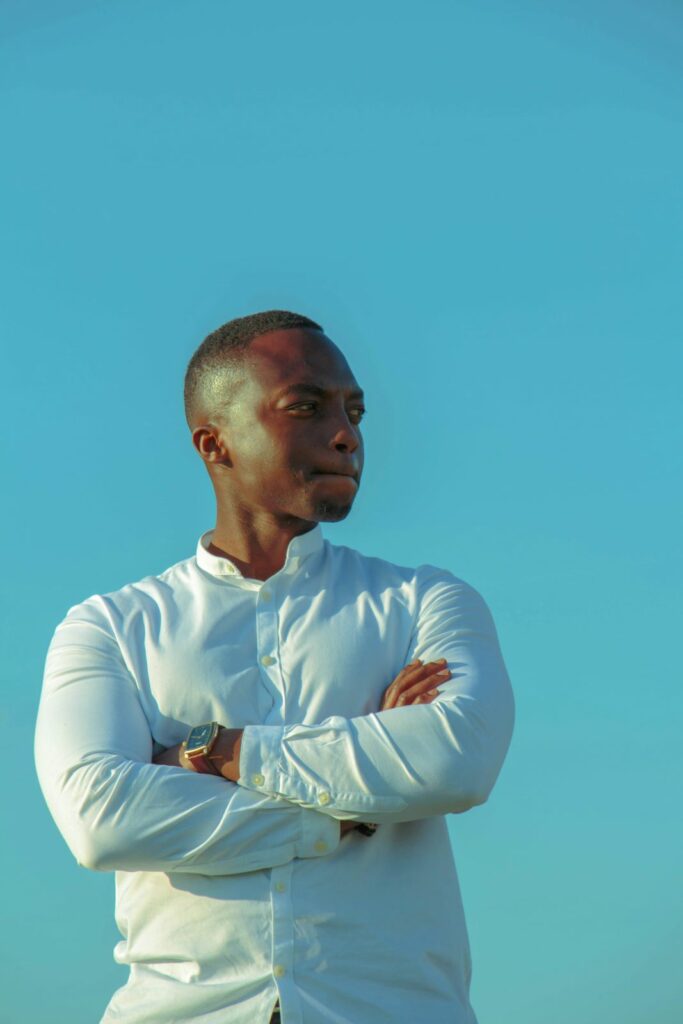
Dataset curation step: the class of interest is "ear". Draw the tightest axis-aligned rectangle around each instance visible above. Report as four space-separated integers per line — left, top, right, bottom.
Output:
191 423 232 467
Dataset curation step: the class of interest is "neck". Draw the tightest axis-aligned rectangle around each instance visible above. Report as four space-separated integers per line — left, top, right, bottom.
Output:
209 504 317 581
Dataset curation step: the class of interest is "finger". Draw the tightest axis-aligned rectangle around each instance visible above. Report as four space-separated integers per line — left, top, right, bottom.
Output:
384 659 446 696
382 668 442 710
389 659 427 686
382 661 448 709
396 671 450 707
393 658 447 681
413 691 439 704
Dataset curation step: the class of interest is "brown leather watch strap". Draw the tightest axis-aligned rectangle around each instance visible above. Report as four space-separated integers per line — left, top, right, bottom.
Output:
182 738 223 776
187 750 223 776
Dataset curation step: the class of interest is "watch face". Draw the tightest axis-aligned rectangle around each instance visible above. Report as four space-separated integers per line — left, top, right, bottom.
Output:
187 723 214 752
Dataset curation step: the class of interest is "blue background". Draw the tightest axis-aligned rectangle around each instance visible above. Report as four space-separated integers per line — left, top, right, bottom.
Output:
3 1 681 1021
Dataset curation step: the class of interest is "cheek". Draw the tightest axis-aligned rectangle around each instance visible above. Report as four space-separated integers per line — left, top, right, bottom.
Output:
238 433 299 485
233 419 279 461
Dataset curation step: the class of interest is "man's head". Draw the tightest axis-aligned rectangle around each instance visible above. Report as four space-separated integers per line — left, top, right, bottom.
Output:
184 310 365 524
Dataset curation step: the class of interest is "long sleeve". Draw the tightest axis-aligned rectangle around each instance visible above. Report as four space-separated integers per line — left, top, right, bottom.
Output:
238 567 515 824
34 613 339 874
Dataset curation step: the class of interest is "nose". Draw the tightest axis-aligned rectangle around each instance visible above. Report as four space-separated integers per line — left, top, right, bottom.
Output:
328 411 361 454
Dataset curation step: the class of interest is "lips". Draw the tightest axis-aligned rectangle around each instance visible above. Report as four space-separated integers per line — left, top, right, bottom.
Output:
312 469 358 482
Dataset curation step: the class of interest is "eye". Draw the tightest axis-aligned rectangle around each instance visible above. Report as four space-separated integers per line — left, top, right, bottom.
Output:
289 403 317 413
287 403 366 423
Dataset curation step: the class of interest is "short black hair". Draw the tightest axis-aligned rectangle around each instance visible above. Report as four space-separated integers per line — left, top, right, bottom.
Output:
184 309 323 428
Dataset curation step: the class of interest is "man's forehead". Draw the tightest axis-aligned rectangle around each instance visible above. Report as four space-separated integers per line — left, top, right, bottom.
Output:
244 329 360 393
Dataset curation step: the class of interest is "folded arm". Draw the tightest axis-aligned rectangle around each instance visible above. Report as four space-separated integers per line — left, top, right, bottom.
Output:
34 611 339 875
237 567 516 824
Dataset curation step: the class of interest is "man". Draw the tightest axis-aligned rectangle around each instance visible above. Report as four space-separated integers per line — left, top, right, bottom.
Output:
35 309 515 1024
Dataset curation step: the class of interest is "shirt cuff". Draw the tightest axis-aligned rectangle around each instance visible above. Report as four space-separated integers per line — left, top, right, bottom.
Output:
238 723 330 809
237 724 309 802
238 725 340 858
238 724 283 792
297 806 341 859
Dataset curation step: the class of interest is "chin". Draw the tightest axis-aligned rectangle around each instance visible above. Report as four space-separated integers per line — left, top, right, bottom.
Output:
313 500 354 521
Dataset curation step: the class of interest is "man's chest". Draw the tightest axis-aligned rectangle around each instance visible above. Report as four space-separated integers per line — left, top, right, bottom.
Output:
123 582 414 747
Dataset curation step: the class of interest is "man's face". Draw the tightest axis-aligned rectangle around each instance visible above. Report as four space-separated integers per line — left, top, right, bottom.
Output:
202 327 365 523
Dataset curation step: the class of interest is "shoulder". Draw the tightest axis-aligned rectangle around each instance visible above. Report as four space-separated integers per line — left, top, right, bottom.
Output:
52 551 199 639
323 538 485 608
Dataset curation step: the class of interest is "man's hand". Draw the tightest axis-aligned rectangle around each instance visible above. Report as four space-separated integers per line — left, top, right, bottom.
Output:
379 658 451 710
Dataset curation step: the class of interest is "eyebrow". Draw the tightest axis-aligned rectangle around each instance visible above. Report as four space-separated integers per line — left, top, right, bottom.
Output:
276 383 365 401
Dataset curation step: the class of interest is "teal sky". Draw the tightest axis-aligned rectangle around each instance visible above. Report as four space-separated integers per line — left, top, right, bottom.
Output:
3 2 681 1021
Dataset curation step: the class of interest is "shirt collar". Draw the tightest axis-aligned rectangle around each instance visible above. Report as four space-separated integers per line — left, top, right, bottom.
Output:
195 523 324 582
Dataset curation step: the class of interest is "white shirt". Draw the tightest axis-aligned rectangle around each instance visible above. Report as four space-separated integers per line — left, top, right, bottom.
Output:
35 524 515 1024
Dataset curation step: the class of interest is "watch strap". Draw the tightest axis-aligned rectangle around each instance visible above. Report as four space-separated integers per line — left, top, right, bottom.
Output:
184 745 223 776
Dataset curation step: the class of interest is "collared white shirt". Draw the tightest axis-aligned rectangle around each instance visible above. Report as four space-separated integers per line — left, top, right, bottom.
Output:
35 524 514 1024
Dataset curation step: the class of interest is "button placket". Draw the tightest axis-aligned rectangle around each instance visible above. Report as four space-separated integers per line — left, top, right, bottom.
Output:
255 589 283 716
270 863 297 1021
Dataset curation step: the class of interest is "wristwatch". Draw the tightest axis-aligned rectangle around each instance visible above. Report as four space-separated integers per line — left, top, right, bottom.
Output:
183 721 223 776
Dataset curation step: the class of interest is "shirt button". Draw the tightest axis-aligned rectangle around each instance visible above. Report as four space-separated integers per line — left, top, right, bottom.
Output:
261 589 272 601
275 881 286 892
314 840 328 853
252 773 265 786
260 655 275 666
274 964 286 978
318 791 331 805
